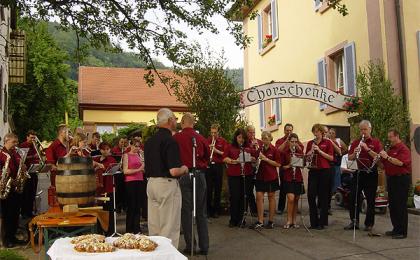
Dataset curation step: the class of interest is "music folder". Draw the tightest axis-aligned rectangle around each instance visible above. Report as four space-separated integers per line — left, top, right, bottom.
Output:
29 163 53 173
102 163 122 176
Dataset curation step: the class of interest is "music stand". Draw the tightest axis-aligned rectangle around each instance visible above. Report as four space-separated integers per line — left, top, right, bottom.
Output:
102 163 122 237
29 164 52 174
239 147 253 228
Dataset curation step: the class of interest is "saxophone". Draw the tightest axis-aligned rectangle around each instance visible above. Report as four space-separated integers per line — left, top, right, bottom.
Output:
14 147 30 194
0 151 12 199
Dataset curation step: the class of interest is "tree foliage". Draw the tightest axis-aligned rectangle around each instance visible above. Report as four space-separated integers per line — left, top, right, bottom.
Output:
352 61 410 145
171 49 241 141
9 20 76 140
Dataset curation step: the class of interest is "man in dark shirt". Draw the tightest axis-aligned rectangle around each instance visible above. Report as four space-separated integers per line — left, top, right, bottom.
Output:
144 108 188 249
174 113 210 256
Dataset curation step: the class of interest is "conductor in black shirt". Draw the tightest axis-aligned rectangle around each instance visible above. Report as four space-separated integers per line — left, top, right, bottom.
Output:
144 108 188 248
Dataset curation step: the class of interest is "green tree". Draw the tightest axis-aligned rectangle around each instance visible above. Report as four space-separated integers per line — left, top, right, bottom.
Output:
171 49 241 141
9 20 76 140
352 62 410 145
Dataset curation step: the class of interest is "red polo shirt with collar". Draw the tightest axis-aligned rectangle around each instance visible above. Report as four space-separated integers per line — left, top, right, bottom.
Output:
349 137 382 170
256 144 281 182
305 139 334 169
381 142 411 176
173 127 210 170
207 136 228 164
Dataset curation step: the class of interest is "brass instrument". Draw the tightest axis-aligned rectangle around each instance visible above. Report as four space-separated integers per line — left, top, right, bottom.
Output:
209 137 216 163
34 136 46 166
14 147 30 194
0 151 12 199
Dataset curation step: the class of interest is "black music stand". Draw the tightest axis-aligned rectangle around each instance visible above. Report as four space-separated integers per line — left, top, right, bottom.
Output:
190 137 197 257
239 146 252 228
102 163 122 237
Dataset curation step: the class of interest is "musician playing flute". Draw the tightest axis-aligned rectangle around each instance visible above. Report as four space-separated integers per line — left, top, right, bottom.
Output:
249 131 281 230
305 124 334 230
0 133 26 248
372 129 410 239
344 120 382 231
206 123 227 218
281 133 305 229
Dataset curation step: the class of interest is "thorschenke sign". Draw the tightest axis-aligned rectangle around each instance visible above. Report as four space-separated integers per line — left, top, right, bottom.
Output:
240 82 352 110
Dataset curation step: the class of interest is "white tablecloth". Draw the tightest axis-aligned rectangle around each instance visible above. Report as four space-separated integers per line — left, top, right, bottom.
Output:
47 236 187 260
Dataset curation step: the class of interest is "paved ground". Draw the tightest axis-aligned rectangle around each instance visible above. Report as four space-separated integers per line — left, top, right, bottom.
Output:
13 194 420 260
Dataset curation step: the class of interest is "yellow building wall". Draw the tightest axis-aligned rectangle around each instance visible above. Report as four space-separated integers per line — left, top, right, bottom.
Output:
83 110 185 131
244 0 370 141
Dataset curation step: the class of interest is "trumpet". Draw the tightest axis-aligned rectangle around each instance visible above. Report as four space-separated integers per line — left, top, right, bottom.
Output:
33 136 46 165
209 137 216 163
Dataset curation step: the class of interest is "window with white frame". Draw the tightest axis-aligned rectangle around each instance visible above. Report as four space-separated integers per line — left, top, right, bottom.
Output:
257 0 278 53
259 98 281 129
96 125 114 134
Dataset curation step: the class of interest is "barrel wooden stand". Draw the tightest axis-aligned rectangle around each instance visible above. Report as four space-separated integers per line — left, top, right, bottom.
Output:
55 156 96 208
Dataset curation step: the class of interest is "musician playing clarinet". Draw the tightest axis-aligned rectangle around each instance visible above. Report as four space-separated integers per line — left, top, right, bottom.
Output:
305 124 334 230
206 123 227 218
249 131 281 230
281 133 305 229
373 129 410 239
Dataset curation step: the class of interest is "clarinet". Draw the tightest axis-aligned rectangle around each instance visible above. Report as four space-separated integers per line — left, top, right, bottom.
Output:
291 144 297 180
355 134 365 160
368 143 389 172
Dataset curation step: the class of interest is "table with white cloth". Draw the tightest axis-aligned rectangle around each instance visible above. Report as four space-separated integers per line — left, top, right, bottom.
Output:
47 236 187 260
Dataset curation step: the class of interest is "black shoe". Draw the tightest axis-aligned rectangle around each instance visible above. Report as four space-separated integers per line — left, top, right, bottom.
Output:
392 234 407 239
199 250 208 255
363 226 373 232
264 221 275 229
317 226 325 230
385 230 396 236
249 221 264 230
344 222 359 230
308 226 319 229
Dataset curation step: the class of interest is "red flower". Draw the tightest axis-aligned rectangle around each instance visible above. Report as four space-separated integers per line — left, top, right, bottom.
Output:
265 34 272 39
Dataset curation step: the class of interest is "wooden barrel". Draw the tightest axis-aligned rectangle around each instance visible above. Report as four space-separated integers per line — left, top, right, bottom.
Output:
55 156 96 207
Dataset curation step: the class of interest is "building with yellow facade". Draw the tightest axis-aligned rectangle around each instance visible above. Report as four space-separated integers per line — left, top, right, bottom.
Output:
236 0 419 182
78 66 187 134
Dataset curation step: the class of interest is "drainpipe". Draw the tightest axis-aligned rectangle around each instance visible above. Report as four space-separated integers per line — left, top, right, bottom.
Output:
394 0 407 107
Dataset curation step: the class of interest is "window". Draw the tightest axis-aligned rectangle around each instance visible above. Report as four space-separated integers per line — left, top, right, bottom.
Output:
314 0 324 10
3 88 7 123
96 125 114 134
257 0 278 53
333 52 345 93
259 98 281 130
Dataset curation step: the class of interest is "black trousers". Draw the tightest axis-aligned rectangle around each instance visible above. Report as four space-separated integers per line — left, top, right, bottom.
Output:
205 163 223 216
277 170 286 212
21 172 38 217
228 175 254 225
125 181 146 233
115 173 126 211
1 192 21 244
103 192 115 236
308 169 330 227
180 171 209 251
387 174 410 236
349 170 378 227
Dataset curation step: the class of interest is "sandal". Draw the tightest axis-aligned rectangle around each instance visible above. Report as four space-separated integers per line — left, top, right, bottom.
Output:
283 224 293 229
292 224 300 229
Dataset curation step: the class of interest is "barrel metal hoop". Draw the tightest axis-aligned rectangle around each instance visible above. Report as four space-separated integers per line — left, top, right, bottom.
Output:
56 191 96 198
56 169 94 176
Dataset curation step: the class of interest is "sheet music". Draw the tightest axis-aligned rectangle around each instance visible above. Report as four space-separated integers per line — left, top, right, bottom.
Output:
238 151 252 163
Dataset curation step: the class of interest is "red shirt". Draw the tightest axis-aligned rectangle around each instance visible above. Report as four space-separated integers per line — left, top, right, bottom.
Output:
256 144 281 182
349 137 382 171
281 146 304 182
45 139 67 165
93 156 117 194
223 144 254 176
305 139 334 169
20 141 40 167
207 136 228 164
111 146 124 156
0 147 21 178
381 142 411 176
247 138 263 152
173 128 210 170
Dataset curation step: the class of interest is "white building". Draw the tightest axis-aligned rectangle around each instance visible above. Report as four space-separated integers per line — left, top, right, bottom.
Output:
0 5 11 140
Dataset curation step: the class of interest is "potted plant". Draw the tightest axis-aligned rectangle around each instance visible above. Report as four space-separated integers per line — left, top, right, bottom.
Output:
263 34 272 48
267 114 276 126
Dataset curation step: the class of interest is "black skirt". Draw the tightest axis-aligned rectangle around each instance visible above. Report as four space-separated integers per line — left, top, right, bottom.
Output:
284 181 305 195
255 180 280 193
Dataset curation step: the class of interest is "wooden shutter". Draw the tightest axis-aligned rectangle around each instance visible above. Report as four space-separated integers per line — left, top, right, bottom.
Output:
259 102 265 129
3 88 7 123
271 0 278 40
257 13 263 52
275 98 281 124
344 42 356 96
317 58 327 110
417 31 420 64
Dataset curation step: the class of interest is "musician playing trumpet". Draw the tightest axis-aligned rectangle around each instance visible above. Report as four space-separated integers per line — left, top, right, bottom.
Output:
249 131 281 230
305 124 334 230
206 124 227 218
66 133 104 170
344 120 382 232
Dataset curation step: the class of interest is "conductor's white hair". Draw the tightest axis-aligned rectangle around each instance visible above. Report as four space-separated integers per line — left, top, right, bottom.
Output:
359 120 372 128
157 108 174 126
